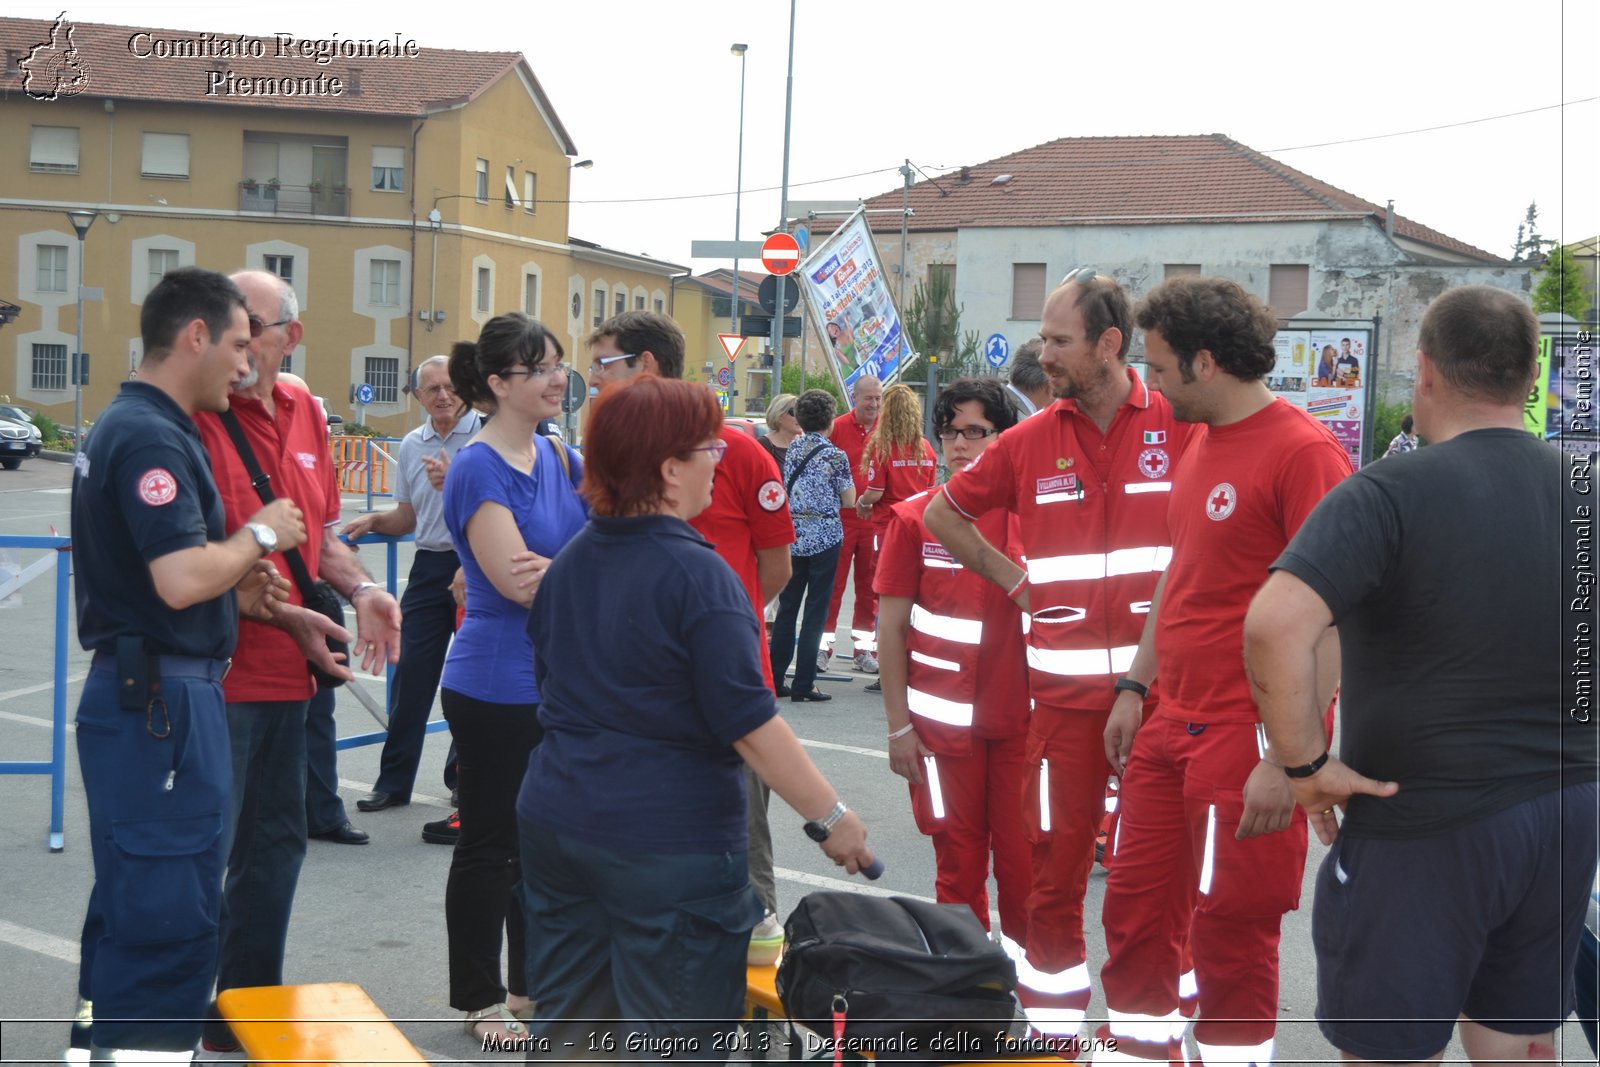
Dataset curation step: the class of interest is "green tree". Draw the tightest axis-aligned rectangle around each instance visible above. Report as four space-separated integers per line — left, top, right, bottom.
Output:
898 272 984 385
1532 244 1591 321
1511 201 1552 263
1370 393 1413 455
780 361 842 404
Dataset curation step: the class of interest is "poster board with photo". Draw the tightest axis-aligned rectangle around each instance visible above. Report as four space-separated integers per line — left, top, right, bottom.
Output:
795 209 916 392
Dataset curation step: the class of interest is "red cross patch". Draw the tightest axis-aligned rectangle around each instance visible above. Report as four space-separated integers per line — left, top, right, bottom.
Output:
1205 482 1237 522
757 480 787 512
1138 448 1169 479
137 468 178 507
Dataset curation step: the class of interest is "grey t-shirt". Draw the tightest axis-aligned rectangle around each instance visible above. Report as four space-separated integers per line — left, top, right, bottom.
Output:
1273 429 1597 839
396 409 482 551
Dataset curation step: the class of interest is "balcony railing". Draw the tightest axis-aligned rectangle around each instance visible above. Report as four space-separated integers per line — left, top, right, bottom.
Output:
238 183 350 217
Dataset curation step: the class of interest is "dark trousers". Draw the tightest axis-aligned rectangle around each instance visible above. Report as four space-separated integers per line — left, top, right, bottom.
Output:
76 664 231 1052
769 544 841 693
216 700 310 994
375 549 460 799
303 685 348 834
519 820 764 1059
441 688 542 1011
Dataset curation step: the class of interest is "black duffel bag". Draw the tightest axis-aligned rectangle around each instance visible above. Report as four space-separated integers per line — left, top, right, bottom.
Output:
776 893 1025 1059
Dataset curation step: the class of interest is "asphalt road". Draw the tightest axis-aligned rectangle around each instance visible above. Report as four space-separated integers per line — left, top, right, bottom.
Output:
0 460 1590 1063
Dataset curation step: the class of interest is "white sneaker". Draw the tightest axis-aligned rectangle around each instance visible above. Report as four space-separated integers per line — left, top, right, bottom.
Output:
853 650 879 674
816 646 832 673
748 911 784 966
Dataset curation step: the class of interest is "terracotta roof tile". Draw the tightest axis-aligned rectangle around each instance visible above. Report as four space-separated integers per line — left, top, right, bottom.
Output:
839 134 1499 262
0 16 574 150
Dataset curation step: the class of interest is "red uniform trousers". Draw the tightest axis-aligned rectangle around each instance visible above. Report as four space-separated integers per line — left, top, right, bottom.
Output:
906 734 1030 944
823 519 877 652
1012 706 1110 1037
1099 716 1311 1064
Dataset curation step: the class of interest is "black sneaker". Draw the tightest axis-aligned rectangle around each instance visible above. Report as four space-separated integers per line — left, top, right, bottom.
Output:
422 810 460 845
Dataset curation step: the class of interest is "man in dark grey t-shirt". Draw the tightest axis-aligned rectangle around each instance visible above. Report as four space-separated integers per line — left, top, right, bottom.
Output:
1243 285 1597 1064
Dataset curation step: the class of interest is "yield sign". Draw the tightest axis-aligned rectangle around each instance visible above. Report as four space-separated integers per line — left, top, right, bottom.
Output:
718 334 745 362
761 232 801 276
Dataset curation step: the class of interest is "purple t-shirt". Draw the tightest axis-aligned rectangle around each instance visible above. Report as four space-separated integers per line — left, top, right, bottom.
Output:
441 435 586 703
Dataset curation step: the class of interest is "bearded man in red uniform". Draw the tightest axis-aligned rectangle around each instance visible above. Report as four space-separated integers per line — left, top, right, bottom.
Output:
875 376 1029 944
924 271 1194 1045
1096 276 1350 1066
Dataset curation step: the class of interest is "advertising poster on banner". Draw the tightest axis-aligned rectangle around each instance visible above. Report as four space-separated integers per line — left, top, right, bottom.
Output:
1545 333 1598 458
1526 336 1554 438
1268 331 1311 408
1268 328 1370 468
796 210 915 392
1306 330 1368 468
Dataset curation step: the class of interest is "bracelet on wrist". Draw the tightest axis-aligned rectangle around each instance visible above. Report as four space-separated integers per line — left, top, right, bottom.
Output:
348 581 379 603
887 722 915 741
1282 751 1331 779
1005 572 1028 600
1113 676 1149 700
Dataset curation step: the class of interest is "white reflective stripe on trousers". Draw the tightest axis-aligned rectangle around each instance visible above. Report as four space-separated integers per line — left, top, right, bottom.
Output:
1026 644 1139 676
1195 1037 1274 1066
907 685 974 727
1107 1006 1185 1043
909 649 960 671
909 604 982 644
1038 758 1052 832
1198 803 1217 895
850 628 877 653
925 757 946 819
1179 969 1199 999
1015 958 1090 995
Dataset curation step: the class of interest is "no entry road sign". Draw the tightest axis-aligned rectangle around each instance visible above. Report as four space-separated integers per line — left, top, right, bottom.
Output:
761 233 801 276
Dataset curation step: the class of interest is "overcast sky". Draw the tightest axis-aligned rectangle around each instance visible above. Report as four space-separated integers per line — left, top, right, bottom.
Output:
17 0 1598 269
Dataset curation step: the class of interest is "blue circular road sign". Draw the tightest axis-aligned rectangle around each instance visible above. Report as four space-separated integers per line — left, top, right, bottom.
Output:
984 333 1010 368
355 382 376 405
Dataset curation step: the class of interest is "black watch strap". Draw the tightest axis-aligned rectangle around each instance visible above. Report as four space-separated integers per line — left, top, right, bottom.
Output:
1113 676 1149 700
1282 751 1331 779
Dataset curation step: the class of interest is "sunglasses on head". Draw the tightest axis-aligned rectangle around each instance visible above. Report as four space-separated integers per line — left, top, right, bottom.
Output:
1060 266 1100 287
248 315 293 338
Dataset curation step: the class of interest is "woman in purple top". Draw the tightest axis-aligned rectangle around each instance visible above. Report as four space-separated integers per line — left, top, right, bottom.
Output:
440 313 586 1041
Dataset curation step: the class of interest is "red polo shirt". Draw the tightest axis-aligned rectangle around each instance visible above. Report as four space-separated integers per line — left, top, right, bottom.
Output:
689 428 794 687
195 382 342 703
830 409 874 528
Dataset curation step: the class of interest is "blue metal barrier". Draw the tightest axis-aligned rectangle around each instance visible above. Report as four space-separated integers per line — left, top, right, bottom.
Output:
0 535 73 852
333 530 449 752
362 438 403 513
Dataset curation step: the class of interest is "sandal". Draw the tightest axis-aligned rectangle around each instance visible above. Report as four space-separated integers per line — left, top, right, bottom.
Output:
464 1003 526 1040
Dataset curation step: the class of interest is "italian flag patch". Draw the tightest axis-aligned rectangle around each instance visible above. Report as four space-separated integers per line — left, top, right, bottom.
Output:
1144 430 1166 444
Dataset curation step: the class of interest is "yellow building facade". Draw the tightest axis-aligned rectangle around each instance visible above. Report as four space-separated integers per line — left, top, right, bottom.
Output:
1 16 685 438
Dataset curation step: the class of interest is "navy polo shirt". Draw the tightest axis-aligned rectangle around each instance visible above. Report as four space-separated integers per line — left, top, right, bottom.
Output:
72 382 238 658
519 514 777 854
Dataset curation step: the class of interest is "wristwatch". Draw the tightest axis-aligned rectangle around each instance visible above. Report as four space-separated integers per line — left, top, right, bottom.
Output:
1113 676 1149 700
348 581 380 602
244 522 277 557
803 800 848 842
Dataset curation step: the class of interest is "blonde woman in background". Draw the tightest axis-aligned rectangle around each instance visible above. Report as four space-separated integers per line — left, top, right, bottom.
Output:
760 393 800 470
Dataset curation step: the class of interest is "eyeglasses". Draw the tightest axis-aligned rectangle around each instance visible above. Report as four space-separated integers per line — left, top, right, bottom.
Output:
689 440 727 464
248 315 293 338
499 363 571 381
419 384 456 398
936 426 1001 441
589 352 638 373
1060 266 1100 287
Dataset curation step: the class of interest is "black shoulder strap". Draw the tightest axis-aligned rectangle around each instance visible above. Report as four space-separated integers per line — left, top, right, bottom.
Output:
785 443 827 494
218 408 318 598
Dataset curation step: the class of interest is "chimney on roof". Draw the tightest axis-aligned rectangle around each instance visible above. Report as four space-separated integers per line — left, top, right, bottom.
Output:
958 166 971 184
347 67 363 96
1385 199 1395 241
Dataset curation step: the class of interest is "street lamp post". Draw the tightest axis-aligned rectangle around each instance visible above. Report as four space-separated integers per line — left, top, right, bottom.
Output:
729 43 748 341
65 209 96 452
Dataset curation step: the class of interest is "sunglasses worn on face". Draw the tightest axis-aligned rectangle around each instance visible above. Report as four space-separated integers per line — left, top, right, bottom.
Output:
248 316 293 338
936 426 1001 441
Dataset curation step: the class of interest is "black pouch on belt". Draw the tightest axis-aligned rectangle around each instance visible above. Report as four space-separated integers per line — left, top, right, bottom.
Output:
116 634 155 712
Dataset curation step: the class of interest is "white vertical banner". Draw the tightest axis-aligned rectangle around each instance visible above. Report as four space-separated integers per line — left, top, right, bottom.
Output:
795 209 916 393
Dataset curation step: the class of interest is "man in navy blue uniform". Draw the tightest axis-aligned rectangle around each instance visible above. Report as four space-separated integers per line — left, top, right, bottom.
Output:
69 267 308 1060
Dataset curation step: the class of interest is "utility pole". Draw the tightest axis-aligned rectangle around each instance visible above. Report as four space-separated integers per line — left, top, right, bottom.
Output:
769 0 797 393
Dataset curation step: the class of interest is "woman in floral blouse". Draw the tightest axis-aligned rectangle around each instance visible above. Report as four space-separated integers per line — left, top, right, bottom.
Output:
769 389 857 702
